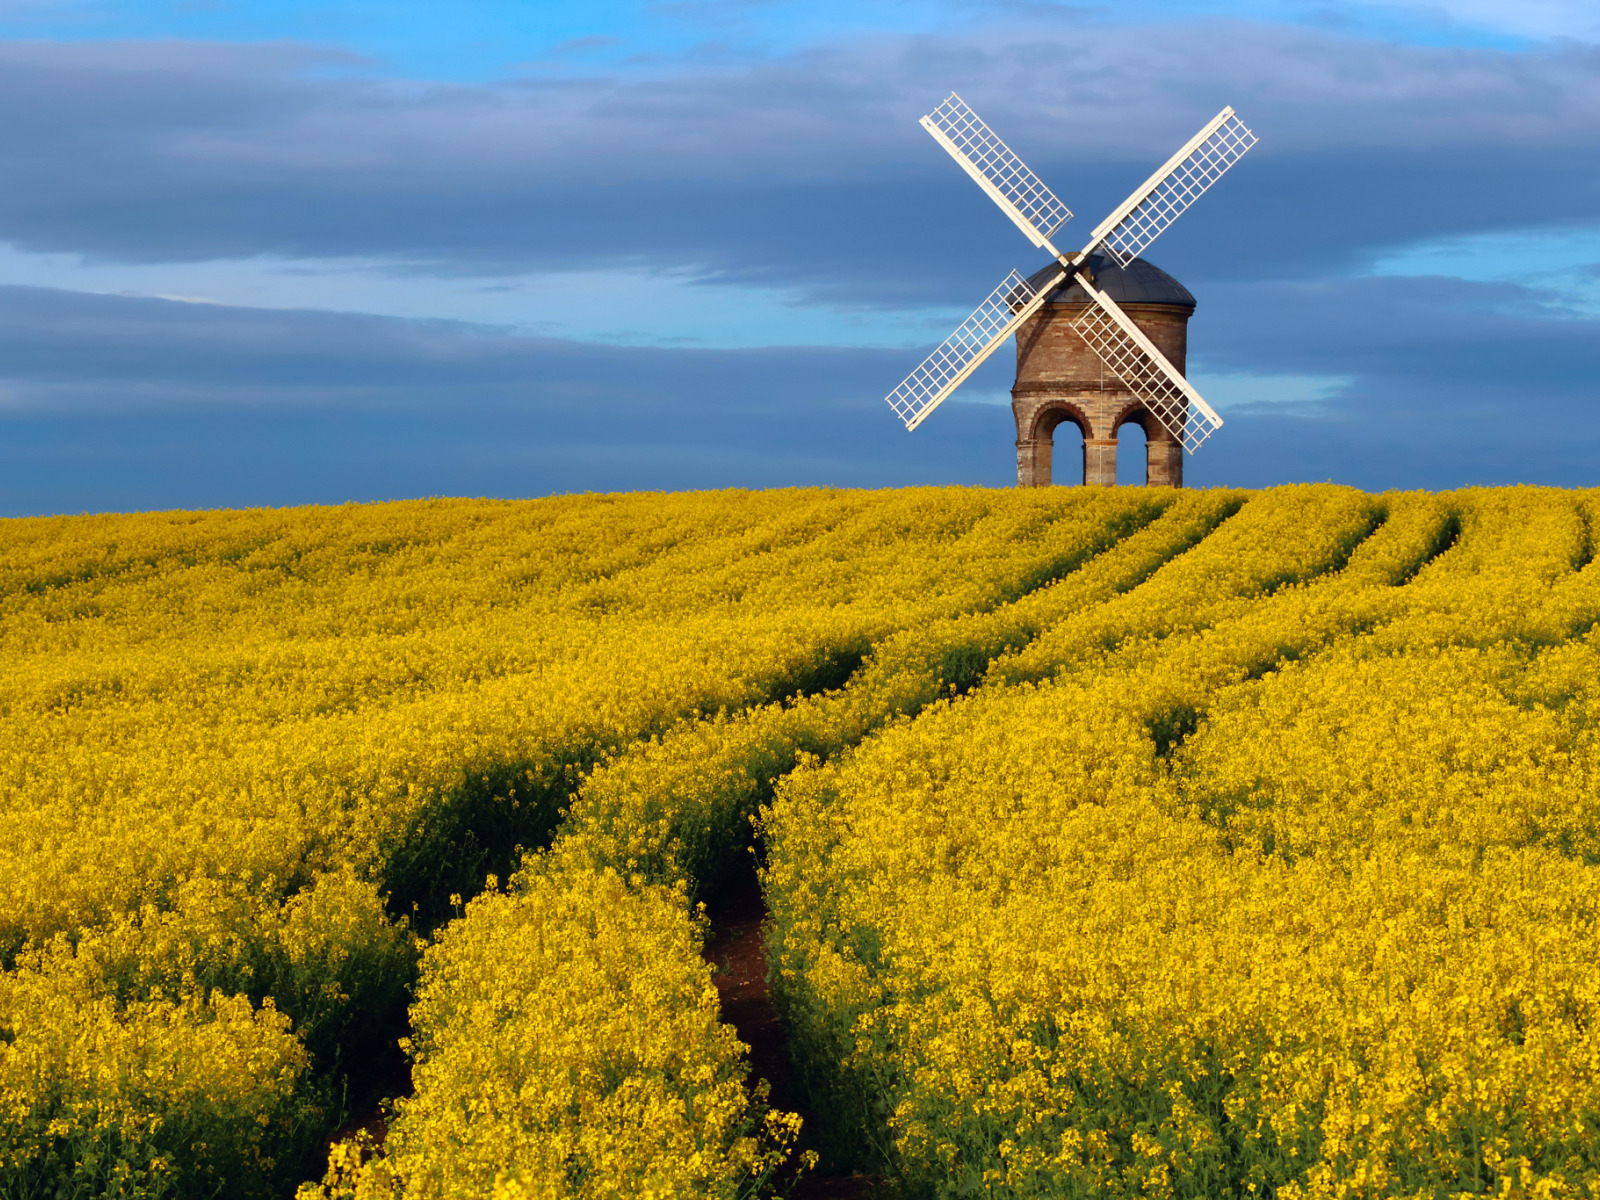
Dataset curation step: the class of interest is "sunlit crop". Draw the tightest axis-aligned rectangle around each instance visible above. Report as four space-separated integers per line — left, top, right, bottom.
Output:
763 485 1600 1198
5 483 1596 1198
0 486 1162 1196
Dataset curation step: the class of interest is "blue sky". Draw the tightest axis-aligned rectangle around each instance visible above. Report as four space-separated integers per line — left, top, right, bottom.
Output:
0 0 1597 513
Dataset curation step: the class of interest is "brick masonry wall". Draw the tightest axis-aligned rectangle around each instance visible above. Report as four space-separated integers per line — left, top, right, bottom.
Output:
1011 302 1191 488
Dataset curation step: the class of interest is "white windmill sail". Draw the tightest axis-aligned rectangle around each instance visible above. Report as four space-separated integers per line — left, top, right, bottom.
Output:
1070 279 1223 453
920 93 1073 254
887 93 1254 452
886 267 1065 431
1083 106 1257 268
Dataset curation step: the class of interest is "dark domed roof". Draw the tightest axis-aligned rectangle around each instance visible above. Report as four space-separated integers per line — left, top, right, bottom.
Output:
1025 252 1195 309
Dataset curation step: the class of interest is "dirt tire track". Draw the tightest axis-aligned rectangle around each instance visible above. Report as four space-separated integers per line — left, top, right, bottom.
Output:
703 868 888 1200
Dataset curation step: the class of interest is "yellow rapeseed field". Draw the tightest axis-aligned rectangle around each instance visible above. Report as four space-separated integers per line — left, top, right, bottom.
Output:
2 484 1596 1199
763 485 1600 1199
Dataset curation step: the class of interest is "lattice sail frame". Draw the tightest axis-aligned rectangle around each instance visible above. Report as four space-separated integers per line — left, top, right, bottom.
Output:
886 267 1064 431
1070 284 1223 453
920 93 1073 251
1088 107 1257 268
886 97 1254 448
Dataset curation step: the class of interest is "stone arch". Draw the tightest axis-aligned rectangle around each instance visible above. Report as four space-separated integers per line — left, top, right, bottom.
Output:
1031 400 1090 444
1010 279 1196 488
1109 401 1183 488
1016 400 1092 487
1114 415 1149 486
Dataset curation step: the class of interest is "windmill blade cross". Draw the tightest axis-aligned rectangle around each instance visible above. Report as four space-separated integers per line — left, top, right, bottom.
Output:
886 267 1065 430
920 93 1073 254
1070 280 1223 453
887 93 1254 447
1083 107 1257 267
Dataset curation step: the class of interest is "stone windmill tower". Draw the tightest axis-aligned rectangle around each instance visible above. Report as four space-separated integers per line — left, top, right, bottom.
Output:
1011 254 1195 487
882 95 1256 487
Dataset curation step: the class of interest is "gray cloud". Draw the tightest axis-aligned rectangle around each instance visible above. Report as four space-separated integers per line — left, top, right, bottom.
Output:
0 23 1596 299
1186 271 1600 489
1 19 1599 512
0 285 1019 514
1 276 1597 517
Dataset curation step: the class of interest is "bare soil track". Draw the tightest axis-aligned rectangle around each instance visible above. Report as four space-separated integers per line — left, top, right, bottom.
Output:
703 869 889 1200
323 1034 412 1157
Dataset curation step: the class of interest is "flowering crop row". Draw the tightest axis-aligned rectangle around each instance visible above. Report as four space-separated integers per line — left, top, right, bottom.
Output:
762 485 1600 1198
337 485 1444 1197
312 864 802 1200
0 486 1162 1197
14 483 1596 1199
311 487 1195 1197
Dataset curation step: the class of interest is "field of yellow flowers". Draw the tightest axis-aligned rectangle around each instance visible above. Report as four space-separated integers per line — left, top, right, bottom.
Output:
3 484 1597 1199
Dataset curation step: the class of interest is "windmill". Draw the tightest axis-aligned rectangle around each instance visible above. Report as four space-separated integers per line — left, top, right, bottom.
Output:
885 95 1257 486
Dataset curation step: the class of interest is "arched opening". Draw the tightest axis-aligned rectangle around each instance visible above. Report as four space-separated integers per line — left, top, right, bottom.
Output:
1032 406 1088 486
1116 418 1148 486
